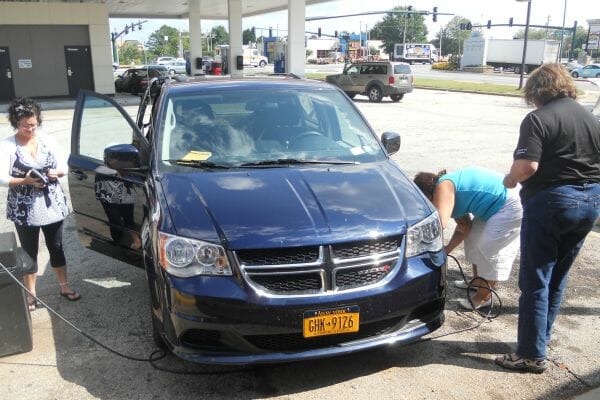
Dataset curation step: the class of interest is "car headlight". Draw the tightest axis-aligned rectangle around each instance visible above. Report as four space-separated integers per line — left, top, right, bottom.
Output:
405 212 443 257
158 232 232 277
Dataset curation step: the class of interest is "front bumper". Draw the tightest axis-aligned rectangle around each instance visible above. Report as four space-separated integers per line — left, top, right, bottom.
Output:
155 252 446 365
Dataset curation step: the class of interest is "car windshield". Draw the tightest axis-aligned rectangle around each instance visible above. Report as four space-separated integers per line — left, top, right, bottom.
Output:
156 86 386 171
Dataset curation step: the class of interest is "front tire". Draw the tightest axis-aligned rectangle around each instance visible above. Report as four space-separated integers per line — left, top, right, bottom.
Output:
390 94 404 102
571 71 579 78
367 85 383 103
259 60 267 67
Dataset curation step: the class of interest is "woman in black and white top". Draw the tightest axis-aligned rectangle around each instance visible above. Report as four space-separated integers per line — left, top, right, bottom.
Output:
1 97 80 311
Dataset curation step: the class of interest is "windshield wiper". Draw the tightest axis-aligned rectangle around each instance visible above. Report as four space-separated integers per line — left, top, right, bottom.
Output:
239 158 359 167
164 159 231 169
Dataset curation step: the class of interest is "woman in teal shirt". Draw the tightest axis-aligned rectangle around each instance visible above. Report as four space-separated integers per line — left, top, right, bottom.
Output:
414 166 522 310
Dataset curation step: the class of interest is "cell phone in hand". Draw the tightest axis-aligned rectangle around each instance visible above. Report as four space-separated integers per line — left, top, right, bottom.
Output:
30 169 49 186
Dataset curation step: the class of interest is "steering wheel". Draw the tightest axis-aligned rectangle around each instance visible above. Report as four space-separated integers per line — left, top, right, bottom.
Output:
294 131 323 142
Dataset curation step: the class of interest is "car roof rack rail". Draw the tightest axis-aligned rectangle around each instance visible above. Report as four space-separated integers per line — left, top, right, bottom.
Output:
268 72 301 79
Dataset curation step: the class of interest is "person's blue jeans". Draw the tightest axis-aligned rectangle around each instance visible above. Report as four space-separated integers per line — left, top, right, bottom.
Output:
517 183 600 359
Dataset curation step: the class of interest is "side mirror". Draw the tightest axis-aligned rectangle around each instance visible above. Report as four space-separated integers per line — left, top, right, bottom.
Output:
381 131 401 155
104 144 141 170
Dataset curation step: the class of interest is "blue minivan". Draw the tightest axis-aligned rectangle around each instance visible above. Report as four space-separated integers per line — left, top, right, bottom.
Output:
68 76 446 365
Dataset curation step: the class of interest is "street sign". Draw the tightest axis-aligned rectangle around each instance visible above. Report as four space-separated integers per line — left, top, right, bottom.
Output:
587 19 600 33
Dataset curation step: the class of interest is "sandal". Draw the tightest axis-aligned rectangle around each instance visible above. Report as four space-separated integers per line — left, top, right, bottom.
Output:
495 353 547 373
458 296 492 310
453 279 476 291
60 291 81 301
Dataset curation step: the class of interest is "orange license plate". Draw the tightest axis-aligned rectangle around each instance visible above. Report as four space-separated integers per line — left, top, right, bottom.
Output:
303 306 360 338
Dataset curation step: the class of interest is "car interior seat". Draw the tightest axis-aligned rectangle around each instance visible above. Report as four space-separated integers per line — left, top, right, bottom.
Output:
249 98 305 145
170 99 221 158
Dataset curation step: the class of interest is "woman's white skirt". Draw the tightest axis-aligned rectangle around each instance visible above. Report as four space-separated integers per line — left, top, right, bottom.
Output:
464 188 522 281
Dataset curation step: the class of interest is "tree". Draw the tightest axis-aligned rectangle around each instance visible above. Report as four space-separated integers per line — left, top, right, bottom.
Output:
369 6 428 56
211 25 229 48
146 25 182 58
243 28 256 45
432 16 473 57
120 42 142 65
513 28 552 40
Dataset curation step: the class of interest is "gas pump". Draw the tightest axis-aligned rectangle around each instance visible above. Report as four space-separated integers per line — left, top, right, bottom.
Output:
273 40 286 73
218 45 229 75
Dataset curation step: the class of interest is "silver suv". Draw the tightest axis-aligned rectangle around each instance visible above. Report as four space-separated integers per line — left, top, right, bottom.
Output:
326 61 413 103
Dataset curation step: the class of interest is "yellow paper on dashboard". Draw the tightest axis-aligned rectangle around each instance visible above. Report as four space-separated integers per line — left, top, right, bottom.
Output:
182 151 212 161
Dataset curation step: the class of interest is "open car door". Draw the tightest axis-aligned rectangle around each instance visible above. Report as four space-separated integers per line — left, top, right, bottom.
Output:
68 91 149 267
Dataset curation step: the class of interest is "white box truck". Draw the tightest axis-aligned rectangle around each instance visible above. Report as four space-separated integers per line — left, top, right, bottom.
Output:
485 39 560 73
243 45 268 67
393 43 438 64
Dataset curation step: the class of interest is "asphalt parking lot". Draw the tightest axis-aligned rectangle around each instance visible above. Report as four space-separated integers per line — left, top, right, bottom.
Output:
0 88 599 400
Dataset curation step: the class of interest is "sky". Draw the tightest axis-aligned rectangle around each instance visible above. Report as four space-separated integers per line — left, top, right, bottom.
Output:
110 0 600 43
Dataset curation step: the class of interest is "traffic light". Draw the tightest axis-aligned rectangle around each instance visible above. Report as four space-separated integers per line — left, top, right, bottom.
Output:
487 20 491 29
466 22 472 30
269 27 273 37
318 27 321 38
509 17 513 27
335 30 338 38
459 23 465 31
407 5 412 19
432 7 438 22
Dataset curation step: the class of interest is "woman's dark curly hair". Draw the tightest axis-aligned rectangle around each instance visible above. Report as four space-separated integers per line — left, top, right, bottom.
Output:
413 169 447 198
7 97 42 129
523 63 577 107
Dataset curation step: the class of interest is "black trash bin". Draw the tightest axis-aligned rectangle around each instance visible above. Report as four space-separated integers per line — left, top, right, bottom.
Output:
0 231 35 357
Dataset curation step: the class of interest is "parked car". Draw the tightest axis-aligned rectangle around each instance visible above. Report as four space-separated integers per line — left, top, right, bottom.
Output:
326 61 414 102
68 76 446 365
165 60 188 75
571 64 600 78
114 66 167 95
115 66 187 95
155 56 177 65
563 60 583 71
114 68 154 95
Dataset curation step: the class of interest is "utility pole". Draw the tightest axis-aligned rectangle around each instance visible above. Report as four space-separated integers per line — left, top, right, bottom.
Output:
518 0 532 90
110 20 147 64
559 0 567 61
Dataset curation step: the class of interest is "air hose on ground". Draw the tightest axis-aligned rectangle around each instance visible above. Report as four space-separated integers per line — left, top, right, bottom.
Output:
0 253 503 374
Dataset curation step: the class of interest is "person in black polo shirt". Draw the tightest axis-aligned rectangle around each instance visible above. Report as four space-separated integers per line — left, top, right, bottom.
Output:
496 63 600 373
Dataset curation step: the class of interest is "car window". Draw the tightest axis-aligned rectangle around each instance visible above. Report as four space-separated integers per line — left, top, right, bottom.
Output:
361 65 386 74
156 88 385 168
394 64 411 74
345 65 359 74
77 96 137 161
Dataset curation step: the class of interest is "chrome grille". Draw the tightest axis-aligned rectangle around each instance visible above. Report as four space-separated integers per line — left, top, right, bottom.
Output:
332 236 401 259
236 235 402 296
335 264 392 290
236 246 319 265
250 272 322 293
